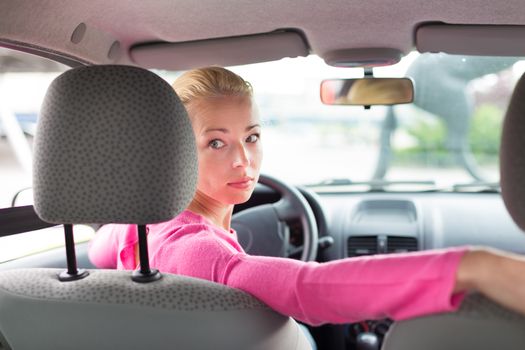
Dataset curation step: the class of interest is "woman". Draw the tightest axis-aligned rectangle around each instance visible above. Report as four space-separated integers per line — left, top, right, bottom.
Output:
89 67 525 327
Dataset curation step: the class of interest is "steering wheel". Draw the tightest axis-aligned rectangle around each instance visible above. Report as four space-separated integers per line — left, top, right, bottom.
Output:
232 174 319 261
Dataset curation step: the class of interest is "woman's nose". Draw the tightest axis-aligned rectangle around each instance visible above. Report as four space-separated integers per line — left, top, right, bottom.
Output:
232 143 251 168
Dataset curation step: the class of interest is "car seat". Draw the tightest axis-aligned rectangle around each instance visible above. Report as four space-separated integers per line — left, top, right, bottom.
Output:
0 65 311 350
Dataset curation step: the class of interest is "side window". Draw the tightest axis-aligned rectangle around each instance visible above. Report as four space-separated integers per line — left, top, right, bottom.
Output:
0 48 94 262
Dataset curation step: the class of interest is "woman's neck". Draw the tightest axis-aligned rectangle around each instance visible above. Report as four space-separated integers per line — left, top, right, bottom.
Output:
187 190 234 231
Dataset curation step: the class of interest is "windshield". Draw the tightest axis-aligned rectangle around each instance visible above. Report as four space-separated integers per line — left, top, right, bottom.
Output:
2 50 524 209
177 52 520 189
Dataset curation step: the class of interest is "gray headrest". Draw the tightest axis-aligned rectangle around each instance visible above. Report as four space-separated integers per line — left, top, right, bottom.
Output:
501 73 525 231
33 65 197 224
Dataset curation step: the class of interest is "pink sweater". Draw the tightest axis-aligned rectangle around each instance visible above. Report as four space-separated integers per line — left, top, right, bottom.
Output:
88 209 467 326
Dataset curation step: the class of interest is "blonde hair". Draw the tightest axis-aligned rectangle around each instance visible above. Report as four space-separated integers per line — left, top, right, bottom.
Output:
172 67 253 109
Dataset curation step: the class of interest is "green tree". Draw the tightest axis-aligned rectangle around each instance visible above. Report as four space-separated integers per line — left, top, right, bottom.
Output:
468 104 503 155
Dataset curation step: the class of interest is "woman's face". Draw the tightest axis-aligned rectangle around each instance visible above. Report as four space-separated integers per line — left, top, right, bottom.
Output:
188 95 262 205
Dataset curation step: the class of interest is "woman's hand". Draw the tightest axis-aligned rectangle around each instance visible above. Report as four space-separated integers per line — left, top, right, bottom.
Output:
454 247 525 315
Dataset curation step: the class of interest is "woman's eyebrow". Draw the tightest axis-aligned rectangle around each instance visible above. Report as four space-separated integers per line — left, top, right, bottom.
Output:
204 127 229 134
203 124 260 134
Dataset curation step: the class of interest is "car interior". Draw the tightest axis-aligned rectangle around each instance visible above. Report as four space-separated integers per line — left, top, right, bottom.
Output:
1 1 525 349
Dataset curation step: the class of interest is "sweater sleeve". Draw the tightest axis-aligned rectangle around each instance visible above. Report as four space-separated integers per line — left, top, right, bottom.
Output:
220 246 468 326
88 224 130 269
151 228 468 326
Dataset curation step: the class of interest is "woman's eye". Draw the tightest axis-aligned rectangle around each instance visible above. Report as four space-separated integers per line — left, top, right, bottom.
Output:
209 139 225 149
246 133 260 143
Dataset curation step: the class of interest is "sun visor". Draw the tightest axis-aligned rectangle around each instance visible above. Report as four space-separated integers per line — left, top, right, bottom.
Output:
417 24 525 56
130 30 309 70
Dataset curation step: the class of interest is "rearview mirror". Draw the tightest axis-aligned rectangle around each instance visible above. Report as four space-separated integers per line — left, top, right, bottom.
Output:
320 78 414 106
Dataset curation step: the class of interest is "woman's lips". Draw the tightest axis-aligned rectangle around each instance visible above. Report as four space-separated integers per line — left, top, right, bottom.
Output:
228 177 254 189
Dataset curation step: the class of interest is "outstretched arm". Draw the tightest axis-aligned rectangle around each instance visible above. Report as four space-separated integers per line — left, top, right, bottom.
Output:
157 231 525 326
221 247 468 326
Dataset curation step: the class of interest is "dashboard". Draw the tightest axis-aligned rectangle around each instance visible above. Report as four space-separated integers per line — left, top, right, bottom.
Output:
318 191 525 260
236 183 525 260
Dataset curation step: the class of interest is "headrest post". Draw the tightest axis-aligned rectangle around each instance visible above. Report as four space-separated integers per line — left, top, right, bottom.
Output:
131 224 161 283
58 224 89 282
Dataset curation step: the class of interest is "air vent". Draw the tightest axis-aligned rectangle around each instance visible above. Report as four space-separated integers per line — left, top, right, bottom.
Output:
387 236 418 253
347 236 378 256
348 236 418 257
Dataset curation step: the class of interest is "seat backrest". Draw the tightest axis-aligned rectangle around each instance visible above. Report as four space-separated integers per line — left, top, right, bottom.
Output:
381 293 525 350
381 73 525 350
0 65 311 350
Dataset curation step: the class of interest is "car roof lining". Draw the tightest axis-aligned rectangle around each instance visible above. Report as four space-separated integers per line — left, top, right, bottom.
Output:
3 0 525 68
